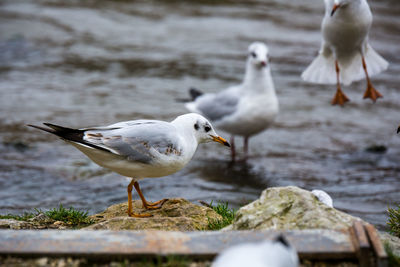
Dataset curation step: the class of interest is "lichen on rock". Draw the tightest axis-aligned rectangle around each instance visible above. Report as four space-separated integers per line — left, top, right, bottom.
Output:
85 198 222 231
224 186 363 231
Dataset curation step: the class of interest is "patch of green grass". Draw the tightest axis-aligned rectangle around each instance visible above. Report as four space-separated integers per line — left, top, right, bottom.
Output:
0 205 93 227
44 204 93 226
387 204 400 238
384 242 400 267
0 212 36 221
207 201 236 230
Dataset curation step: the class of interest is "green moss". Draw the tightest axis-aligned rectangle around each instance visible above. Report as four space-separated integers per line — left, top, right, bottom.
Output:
207 201 236 230
387 204 400 238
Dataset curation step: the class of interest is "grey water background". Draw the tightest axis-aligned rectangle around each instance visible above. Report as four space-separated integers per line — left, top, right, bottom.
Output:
0 0 399 229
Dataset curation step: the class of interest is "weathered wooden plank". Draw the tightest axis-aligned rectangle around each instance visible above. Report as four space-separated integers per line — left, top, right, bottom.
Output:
0 229 355 260
351 221 371 267
365 224 388 267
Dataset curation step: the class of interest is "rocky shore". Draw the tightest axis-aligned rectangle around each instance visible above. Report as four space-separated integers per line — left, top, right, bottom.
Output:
1 186 399 266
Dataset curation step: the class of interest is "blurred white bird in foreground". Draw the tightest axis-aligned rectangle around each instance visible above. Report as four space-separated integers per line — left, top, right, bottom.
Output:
302 0 388 106
29 113 229 217
185 42 278 161
212 235 299 267
312 189 334 208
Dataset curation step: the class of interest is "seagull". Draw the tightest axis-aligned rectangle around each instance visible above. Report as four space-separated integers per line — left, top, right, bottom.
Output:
302 0 388 106
212 235 299 267
28 113 230 218
311 189 334 208
185 42 278 161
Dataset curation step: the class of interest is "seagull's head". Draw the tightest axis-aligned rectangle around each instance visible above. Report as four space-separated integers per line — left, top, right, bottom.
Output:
247 42 269 69
174 113 230 147
330 0 353 16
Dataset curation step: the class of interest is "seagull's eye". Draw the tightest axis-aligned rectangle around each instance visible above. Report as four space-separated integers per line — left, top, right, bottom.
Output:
250 52 257 58
204 125 211 132
194 123 200 130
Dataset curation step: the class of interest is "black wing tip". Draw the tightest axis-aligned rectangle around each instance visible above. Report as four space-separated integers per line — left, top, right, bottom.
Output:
189 87 203 100
397 126 400 134
27 123 55 133
274 234 290 248
28 122 84 141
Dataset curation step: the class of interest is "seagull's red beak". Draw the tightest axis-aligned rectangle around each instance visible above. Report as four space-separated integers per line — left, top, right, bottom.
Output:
331 4 340 16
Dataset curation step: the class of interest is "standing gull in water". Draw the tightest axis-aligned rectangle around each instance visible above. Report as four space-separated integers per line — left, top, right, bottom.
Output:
185 42 278 161
302 0 388 106
29 113 229 217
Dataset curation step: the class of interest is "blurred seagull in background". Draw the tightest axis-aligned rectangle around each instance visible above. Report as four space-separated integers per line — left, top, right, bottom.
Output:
311 189 334 208
212 235 299 267
185 42 278 162
29 113 229 217
302 0 388 106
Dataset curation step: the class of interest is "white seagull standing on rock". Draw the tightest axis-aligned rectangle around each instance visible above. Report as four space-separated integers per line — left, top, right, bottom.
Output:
29 113 230 218
302 0 388 106
185 42 279 161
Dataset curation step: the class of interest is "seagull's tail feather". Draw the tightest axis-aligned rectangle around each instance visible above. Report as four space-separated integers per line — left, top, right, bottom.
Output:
301 52 337 85
28 123 84 143
302 45 388 86
189 87 203 100
362 44 389 78
339 45 388 85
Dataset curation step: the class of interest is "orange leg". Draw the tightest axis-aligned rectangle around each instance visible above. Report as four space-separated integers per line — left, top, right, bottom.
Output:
126 179 152 218
362 56 382 102
133 181 168 210
331 60 350 106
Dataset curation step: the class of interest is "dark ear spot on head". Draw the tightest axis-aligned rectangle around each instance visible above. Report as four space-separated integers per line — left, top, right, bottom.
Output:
194 123 200 131
274 234 290 247
250 52 257 58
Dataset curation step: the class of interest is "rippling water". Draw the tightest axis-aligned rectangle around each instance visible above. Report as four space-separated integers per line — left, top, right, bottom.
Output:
1 0 399 229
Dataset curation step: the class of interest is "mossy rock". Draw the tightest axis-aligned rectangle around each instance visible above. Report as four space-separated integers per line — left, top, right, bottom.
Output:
224 186 363 231
85 198 222 231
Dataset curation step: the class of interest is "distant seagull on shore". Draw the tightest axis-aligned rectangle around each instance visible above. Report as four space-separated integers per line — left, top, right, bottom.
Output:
184 42 278 161
28 113 229 217
212 235 299 267
302 0 388 106
311 189 334 208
